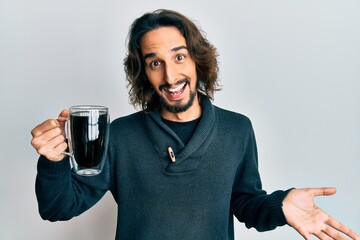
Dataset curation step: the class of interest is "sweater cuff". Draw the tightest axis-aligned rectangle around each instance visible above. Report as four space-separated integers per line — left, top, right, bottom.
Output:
37 155 71 177
268 188 293 227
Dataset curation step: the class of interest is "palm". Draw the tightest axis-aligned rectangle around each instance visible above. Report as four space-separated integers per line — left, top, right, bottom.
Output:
282 188 359 240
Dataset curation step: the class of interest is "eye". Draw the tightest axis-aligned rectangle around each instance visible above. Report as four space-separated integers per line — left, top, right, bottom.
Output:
150 60 162 69
176 54 185 62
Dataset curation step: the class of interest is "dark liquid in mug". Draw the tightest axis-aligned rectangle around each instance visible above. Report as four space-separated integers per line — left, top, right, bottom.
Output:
70 112 108 168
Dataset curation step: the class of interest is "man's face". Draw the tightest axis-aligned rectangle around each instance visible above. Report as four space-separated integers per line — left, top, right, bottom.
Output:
140 26 198 114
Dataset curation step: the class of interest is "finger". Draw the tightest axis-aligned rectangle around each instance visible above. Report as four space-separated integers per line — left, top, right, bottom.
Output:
37 136 68 161
36 133 66 153
296 229 313 240
326 217 360 240
322 226 347 240
314 230 333 240
309 187 337 197
31 127 64 149
57 109 69 136
31 119 62 138
58 109 69 122
41 141 68 161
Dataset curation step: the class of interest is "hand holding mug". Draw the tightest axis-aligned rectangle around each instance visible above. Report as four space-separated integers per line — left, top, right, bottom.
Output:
31 110 69 161
31 106 110 176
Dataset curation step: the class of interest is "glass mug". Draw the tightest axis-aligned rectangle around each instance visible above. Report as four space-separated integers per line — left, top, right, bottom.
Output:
63 105 110 176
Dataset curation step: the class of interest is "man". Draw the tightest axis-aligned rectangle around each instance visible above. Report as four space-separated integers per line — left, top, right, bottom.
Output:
31 9 359 240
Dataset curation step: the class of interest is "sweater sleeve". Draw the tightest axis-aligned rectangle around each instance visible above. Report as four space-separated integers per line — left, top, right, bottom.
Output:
230 124 291 231
35 155 111 221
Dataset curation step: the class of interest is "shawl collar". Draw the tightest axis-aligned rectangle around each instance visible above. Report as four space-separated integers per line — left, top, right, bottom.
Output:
145 98 216 173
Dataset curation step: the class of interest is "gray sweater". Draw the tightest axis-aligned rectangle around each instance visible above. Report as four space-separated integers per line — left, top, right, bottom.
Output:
36 98 290 239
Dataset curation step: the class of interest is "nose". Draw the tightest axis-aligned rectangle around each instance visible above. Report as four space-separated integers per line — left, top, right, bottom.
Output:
164 63 177 85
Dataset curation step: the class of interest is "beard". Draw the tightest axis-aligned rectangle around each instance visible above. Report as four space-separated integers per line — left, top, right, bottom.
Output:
158 79 197 113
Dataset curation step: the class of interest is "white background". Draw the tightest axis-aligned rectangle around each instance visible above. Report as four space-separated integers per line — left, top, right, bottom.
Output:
0 0 359 239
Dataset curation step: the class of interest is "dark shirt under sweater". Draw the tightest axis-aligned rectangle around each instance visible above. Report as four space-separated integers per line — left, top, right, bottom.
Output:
35 98 290 240
161 117 200 145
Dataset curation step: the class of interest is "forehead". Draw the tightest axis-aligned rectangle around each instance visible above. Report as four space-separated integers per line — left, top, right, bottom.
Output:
140 26 187 55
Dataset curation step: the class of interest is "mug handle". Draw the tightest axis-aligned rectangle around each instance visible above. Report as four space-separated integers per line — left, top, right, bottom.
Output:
62 119 72 157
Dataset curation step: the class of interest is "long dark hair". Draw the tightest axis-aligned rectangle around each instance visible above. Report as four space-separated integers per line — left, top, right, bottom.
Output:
124 9 220 112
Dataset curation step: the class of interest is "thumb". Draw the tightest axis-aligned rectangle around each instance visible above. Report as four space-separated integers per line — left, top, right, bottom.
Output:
310 187 337 197
58 109 69 122
57 109 69 135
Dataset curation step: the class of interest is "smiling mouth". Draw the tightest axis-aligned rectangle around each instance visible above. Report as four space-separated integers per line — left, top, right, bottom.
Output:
165 82 187 95
161 80 188 97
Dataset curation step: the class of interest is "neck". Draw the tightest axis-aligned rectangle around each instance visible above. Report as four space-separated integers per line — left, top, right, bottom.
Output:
161 95 202 122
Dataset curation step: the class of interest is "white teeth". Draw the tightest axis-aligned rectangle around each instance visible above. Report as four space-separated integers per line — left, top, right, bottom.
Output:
168 82 186 93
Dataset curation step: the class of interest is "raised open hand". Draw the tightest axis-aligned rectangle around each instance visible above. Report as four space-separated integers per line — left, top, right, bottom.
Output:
282 188 359 240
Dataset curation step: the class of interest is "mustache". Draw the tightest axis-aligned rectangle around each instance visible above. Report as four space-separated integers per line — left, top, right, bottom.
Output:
159 78 190 91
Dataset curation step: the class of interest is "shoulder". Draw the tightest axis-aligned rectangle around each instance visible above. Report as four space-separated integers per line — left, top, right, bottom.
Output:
212 105 256 147
213 105 252 128
110 111 146 131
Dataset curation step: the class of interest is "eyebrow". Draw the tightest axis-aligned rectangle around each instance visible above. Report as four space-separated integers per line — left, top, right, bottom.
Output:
143 45 188 61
